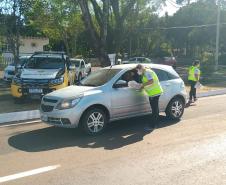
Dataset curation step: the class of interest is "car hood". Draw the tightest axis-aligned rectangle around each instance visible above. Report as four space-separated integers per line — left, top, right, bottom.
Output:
5 65 15 71
21 69 61 79
45 85 101 99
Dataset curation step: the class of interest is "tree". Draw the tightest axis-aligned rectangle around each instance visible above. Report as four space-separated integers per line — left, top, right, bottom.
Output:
27 0 84 57
0 0 31 66
77 0 110 66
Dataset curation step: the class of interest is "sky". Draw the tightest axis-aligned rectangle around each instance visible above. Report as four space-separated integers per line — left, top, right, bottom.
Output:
159 0 181 16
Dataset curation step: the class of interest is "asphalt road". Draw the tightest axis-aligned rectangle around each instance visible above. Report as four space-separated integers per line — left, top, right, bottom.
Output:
1 95 226 185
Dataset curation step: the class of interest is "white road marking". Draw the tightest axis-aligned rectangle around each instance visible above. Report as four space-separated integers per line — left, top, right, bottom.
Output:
0 165 60 183
0 120 41 128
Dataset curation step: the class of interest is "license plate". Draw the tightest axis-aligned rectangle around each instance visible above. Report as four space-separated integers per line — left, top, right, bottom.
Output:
41 115 48 122
29 88 43 93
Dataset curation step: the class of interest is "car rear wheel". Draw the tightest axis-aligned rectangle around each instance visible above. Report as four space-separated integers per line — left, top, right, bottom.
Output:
81 108 108 135
166 97 185 120
88 69 91 75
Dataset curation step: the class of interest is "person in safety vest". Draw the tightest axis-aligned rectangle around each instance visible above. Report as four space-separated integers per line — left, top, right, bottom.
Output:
136 64 163 130
188 60 200 104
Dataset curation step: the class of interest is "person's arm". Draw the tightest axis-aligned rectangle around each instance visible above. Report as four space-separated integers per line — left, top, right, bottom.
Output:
194 69 200 81
140 79 153 89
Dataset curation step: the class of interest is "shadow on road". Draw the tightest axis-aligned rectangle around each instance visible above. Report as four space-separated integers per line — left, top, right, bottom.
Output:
8 116 180 152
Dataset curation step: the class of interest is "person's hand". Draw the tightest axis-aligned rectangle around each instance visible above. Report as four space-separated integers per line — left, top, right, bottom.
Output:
138 84 144 90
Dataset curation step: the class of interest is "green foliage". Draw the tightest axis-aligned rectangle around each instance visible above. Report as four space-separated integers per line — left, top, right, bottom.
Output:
200 52 215 76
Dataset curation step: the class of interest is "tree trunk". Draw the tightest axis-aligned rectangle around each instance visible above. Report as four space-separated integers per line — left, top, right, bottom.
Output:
77 0 110 67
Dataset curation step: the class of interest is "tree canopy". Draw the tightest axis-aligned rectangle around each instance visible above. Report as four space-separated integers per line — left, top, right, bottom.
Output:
0 0 225 66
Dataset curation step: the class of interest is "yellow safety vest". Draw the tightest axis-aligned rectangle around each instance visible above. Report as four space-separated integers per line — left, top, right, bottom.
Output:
188 66 200 82
142 69 163 97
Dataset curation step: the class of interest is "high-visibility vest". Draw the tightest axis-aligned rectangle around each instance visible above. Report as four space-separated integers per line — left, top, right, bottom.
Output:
188 66 200 81
142 69 163 97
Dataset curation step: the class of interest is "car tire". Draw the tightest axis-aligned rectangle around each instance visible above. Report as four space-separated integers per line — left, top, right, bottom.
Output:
166 97 185 120
81 108 108 136
78 73 82 82
88 69 91 75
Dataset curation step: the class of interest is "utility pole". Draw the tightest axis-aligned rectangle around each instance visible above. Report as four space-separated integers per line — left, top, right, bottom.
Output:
215 0 221 71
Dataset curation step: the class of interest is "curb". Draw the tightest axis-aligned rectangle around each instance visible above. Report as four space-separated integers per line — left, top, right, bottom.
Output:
0 88 226 125
0 110 40 124
197 88 226 98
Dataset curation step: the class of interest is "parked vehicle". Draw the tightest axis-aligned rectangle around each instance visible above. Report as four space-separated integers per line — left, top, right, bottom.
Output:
155 56 177 68
3 55 31 81
122 57 151 64
70 58 91 82
40 64 187 135
11 52 76 101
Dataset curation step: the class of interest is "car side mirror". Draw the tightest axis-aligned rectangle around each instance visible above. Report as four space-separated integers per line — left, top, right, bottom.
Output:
113 80 127 88
69 65 76 70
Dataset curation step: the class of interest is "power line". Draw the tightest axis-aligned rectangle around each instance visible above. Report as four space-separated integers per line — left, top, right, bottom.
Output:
166 0 181 8
139 22 226 30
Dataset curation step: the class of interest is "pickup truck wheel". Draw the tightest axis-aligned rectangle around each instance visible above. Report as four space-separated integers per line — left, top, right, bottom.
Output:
81 108 108 135
166 97 185 120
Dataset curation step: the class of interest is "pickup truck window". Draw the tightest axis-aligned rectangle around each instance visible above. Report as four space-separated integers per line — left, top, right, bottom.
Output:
25 57 65 69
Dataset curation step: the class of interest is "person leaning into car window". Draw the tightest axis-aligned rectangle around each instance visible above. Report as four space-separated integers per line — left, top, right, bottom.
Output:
136 64 163 131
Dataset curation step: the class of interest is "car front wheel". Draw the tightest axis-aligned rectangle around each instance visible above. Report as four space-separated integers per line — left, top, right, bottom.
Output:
166 97 185 120
81 108 108 135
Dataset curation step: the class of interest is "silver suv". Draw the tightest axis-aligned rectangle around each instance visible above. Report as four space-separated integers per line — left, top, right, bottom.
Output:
40 64 187 135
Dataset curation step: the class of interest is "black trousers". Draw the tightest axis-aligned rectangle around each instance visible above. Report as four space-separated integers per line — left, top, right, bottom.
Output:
148 95 160 125
189 80 197 101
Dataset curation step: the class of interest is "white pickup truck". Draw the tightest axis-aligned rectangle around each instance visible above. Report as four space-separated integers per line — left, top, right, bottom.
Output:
70 58 91 81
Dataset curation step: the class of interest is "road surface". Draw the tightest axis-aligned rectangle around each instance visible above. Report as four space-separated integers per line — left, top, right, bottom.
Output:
1 95 226 185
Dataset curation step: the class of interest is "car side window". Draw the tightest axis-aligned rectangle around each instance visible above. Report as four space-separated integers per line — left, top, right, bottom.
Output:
167 72 179 80
152 68 169 82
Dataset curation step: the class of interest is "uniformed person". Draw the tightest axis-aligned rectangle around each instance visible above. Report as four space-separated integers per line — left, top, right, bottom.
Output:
188 60 201 104
136 64 163 130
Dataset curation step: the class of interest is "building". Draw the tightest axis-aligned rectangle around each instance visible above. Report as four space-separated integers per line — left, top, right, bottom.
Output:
1 36 49 65
19 37 49 55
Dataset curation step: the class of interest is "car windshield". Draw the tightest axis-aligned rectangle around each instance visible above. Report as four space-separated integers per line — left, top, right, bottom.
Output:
25 57 65 69
128 58 136 62
80 68 121 87
71 60 80 67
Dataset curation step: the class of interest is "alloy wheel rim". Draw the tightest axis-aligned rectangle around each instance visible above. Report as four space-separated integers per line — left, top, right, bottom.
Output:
87 112 104 133
171 100 183 118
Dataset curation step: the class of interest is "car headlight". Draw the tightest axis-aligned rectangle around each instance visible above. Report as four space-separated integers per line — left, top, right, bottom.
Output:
56 97 82 110
13 77 22 85
50 77 64 85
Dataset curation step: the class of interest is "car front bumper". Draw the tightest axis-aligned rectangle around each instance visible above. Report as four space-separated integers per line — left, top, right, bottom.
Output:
40 106 83 128
11 82 68 98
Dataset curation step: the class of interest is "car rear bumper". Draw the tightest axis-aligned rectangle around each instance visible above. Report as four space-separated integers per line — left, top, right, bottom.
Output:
3 74 14 81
